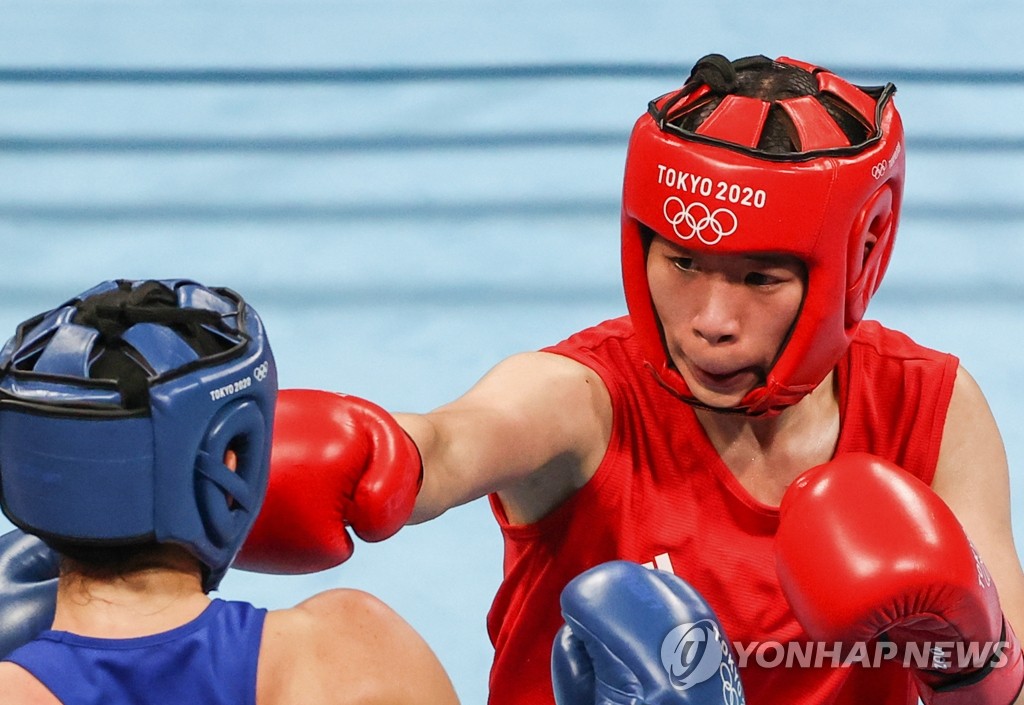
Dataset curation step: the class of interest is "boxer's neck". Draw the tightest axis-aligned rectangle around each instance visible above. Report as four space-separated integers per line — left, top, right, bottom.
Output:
51 555 210 639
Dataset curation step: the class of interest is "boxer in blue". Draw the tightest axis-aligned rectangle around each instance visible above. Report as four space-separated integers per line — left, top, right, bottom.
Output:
0 279 457 705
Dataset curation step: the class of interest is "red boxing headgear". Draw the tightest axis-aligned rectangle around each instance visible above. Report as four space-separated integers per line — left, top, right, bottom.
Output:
621 55 905 416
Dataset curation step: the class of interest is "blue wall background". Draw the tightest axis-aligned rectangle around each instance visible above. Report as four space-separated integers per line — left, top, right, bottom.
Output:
1 2 1022 701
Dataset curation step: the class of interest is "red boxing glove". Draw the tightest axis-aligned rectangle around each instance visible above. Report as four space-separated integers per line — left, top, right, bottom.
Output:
776 453 1023 705
235 388 422 573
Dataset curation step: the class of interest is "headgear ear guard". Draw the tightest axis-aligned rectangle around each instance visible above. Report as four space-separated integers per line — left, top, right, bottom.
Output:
0 279 277 591
621 54 905 416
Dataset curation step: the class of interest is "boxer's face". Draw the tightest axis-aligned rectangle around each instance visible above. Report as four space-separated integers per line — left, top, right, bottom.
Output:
646 236 806 409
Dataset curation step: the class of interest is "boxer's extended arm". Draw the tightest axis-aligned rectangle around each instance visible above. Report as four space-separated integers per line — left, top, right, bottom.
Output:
398 351 611 525
238 352 611 573
931 366 1024 704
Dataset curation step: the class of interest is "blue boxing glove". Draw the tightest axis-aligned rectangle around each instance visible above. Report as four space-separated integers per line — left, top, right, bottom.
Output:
0 529 59 658
552 561 745 705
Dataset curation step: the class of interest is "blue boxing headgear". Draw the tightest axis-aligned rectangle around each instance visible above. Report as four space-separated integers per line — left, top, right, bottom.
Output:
0 279 277 591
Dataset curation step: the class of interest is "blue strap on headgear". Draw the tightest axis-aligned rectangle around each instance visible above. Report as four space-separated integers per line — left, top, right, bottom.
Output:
0 279 277 591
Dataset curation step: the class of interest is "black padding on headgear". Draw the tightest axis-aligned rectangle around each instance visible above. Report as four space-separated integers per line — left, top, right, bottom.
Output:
70 281 227 409
687 53 738 92
73 281 224 352
657 54 777 124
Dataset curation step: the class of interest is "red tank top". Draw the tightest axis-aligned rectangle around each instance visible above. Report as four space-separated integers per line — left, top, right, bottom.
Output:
486 316 959 705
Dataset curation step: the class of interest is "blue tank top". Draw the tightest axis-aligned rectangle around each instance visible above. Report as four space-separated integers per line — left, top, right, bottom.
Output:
3 599 266 705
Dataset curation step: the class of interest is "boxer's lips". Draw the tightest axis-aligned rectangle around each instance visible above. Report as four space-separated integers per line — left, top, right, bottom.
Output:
687 362 759 393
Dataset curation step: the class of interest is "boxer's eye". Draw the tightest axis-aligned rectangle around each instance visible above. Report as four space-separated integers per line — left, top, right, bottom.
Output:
745 272 777 286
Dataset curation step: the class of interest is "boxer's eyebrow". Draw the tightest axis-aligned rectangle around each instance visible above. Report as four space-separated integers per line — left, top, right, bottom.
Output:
743 253 804 269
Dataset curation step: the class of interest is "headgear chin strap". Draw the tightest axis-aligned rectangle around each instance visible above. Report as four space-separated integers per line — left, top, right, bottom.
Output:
0 279 277 591
621 55 905 416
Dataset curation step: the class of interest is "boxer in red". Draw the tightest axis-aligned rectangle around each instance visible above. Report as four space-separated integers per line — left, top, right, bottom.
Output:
6 55 1023 705
241 54 1024 705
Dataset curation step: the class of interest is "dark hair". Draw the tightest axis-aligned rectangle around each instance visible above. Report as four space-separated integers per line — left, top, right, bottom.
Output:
668 54 870 153
49 540 202 583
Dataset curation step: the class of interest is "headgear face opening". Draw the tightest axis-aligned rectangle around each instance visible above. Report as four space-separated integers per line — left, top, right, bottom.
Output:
0 279 278 591
621 55 905 416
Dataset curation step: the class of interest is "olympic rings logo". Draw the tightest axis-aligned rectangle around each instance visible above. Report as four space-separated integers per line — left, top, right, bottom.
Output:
252 361 270 382
663 197 738 246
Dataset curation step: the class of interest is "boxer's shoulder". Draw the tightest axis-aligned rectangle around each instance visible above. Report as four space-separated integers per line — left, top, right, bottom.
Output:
0 661 59 705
